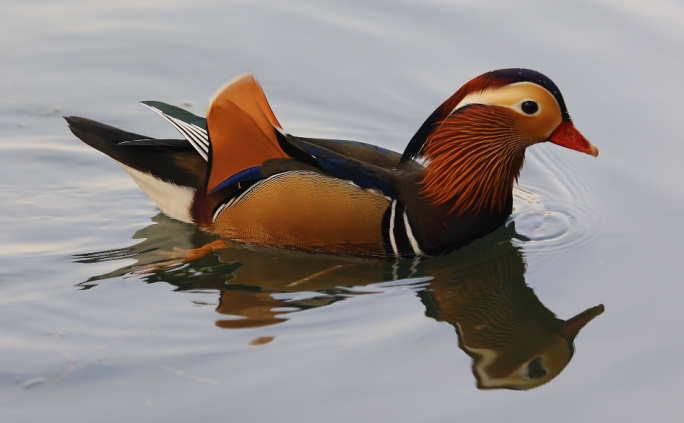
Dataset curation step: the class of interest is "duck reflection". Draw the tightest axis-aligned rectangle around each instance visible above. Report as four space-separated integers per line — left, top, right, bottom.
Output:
75 213 603 390
417 239 604 390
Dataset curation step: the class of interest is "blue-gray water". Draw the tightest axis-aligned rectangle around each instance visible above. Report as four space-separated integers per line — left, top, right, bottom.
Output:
2 0 683 421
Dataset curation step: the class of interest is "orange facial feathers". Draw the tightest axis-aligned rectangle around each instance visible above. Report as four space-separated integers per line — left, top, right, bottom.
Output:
420 106 526 215
206 73 289 193
400 72 520 164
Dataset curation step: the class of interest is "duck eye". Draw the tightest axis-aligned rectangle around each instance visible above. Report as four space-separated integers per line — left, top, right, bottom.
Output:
521 101 539 115
526 357 548 380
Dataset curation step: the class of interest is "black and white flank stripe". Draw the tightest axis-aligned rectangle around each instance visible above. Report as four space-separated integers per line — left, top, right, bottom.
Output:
211 184 251 222
382 199 423 257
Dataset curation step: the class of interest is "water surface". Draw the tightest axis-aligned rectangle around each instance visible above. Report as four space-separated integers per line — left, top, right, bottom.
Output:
2 0 684 421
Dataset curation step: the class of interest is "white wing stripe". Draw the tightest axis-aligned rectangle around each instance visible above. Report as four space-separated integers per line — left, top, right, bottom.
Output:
141 104 209 161
174 119 209 150
143 106 204 153
168 117 209 156
169 123 209 161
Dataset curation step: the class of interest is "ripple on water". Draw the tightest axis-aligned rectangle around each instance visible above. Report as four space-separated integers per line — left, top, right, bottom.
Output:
512 208 573 242
510 145 600 258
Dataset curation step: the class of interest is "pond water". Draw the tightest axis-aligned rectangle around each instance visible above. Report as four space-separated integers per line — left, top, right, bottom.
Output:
2 0 684 421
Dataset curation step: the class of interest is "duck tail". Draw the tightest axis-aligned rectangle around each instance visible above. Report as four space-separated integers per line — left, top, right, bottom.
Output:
65 116 210 223
64 116 206 188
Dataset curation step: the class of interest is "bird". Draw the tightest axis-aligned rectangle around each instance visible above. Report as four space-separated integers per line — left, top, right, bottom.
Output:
65 68 598 258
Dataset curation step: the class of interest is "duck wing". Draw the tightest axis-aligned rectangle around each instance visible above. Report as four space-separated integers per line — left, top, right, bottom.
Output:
205 73 290 193
277 133 422 197
139 101 209 160
139 73 422 199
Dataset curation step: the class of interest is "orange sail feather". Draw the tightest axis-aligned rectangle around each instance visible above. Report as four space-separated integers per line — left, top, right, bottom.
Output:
206 73 290 193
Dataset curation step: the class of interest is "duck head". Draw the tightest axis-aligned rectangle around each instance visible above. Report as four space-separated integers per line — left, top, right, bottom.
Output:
401 68 598 215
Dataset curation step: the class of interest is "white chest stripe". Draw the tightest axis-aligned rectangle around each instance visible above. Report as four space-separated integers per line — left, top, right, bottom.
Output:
403 212 423 256
386 199 423 257
389 200 399 255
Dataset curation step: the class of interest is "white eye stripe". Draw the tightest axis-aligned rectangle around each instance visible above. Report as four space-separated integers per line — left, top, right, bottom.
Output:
452 97 542 116
450 82 554 116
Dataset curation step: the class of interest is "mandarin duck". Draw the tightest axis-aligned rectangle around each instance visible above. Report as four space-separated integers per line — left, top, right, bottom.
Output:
66 68 598 257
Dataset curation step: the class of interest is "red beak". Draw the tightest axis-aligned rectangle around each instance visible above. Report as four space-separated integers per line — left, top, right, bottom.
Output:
547 121 599 157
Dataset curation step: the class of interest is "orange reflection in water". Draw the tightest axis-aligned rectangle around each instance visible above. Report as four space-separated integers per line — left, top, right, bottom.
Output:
76 213 603 390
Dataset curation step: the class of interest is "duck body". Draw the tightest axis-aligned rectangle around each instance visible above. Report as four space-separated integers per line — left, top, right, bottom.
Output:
66 69 598 257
